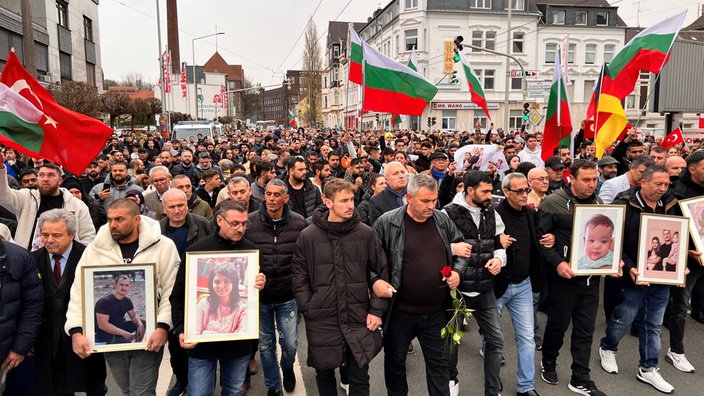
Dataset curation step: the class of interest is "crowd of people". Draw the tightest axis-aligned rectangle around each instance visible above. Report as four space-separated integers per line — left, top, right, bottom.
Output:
0 123 703 396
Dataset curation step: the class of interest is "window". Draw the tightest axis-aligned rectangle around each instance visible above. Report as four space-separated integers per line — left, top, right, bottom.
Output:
509 110 523 129
441 110 457 130
470 0 492 9
485 31 496 50
512 32 524 53
626 94 636 109
83 16 93 42
472 31 483 51
405 0 418 8
473 111 488 129
575 10 588 25
86 62 96 87
552 10 566 25
568 43 576 64
511 77 522 90
36 45 49 74
585 44 597 64
333 45 340 59
596 11 609 26
583 80 595 102
604 44 615 63
505 0 525 11
545 43 557 63
405 29 418 51
323 95 328 109
59 52 71 81
57 1 68 28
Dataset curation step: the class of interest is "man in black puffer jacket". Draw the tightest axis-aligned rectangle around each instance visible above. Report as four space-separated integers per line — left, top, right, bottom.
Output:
0 239 44 390
246 179 307 395
444 171 507 396
293 179 388 396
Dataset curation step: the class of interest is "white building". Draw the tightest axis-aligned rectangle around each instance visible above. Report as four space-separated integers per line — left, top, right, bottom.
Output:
154 65 227 121
0 0 103 89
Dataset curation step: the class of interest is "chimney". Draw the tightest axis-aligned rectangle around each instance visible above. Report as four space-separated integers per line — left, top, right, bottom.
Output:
167 0 180 75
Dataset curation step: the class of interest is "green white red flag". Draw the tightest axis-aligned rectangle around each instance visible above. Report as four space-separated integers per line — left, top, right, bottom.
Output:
0 51 112 175
407 47 418 72
458 52 490 120
542 46 573 162
288 109 297 127
348 23 363 85
361 41 437 116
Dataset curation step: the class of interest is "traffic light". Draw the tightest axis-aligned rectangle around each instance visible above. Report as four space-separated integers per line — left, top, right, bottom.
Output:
451 71 459 84
522 103 530 122
376 114 380 122
427 117 432 127
453 36 463 62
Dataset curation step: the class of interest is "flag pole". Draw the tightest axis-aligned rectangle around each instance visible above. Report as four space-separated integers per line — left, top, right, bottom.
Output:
594 63 605 158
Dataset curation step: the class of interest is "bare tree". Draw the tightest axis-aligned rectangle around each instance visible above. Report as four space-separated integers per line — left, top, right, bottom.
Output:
301 20 322 126
49 81 101 117
121 73 152 90
101 91 133 128
241 76 261 120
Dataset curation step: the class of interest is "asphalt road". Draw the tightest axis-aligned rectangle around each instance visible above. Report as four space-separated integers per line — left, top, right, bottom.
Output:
101 290 704 396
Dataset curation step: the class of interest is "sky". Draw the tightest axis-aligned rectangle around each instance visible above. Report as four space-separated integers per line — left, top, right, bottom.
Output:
99 0 701 86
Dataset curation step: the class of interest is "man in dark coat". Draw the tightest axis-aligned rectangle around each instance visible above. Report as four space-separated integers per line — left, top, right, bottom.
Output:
368 161 407 225
292 178 389 396
31 209 107 395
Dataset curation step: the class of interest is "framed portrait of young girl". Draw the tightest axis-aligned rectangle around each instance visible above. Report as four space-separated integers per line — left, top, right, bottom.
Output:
636 214 689 286
184 250 260 343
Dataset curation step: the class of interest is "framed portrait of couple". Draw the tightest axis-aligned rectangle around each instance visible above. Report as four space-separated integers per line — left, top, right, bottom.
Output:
183 250 260 343
636 214 689 286
81 264 157 353
569 205 626 276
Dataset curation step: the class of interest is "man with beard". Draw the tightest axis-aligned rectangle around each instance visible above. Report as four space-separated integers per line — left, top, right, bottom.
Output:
293 178 388 396
596 157 619 194
0 155 95 250
545 157 567 194
610 134 646 176
196 153 224 180
158 150 174 171
170 149 202 187
310 159 331 194
80 162 105 192
538 159 621 396
345 158 367 206
19 168 38 189
444 171 506 396
252 162 277 200
66 199 179 396
92 160 144 208
284 156 322 219
328 152 345 178
222 176 260 214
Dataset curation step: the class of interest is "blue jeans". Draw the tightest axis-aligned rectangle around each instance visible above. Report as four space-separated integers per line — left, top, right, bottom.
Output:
601 285 670 369
187 354 249 396
259 298 299 390
497 279 536 393
104 349 163 396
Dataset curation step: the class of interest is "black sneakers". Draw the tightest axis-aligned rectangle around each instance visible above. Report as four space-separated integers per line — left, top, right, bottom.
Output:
567 380 606 396
541 361 558 385
282 367 296 392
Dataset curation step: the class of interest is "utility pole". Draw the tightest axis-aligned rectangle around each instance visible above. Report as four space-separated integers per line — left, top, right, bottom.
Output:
20 0 36 76
504 0 513 130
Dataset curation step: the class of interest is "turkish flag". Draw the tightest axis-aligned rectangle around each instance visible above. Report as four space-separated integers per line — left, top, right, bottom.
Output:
661 128 684 149
584 119 595 139
699 114 704 129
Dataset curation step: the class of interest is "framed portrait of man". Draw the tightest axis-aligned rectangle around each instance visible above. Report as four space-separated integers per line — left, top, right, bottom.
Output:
569 204 626 275
82 264 156 353
678 196 704 255
636 214 689 286
184 250 260 343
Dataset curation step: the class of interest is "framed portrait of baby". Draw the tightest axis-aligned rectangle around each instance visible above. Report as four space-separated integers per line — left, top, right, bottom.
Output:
678 196 704 255
82 264 157 353
569 205 626 276
184 250 260 343
636 214 689 286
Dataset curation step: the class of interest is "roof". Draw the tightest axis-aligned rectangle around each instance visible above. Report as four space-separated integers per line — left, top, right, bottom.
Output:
684 14 704 31
625 27 704 43
327 21 365 47
203 52 244 81
534 0 614 6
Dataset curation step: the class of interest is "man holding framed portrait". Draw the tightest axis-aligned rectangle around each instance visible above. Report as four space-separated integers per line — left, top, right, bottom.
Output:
598 166 680 393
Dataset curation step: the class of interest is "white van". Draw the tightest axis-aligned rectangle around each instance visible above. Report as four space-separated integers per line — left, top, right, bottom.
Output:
172 121 220 142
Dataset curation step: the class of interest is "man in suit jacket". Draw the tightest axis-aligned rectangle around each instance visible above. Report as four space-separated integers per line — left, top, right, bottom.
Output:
368 162 408 225
32 208 107 395
599 155 652 204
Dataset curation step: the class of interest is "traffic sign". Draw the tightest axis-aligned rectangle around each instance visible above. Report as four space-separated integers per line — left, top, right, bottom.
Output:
526 80 552 98
528 110 544 126
510 70 541 78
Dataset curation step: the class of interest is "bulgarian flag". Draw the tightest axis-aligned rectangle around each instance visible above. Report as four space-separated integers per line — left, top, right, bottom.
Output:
594 63 628 158
408 47 418 72
391 113 402 126
587 11 686 119
288 109 297 127
348 23 363 85
0 51 112 175
361 41 437 116
542 46 573 162
458 52 491 120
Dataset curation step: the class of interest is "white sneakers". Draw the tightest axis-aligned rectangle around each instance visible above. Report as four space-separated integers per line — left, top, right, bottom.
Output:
665 348 696 373
449 380 459 396
637 367 674 394
339 381 349 395
599 347 618 374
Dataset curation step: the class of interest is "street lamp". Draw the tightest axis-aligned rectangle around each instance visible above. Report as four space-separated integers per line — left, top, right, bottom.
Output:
192 32 225 120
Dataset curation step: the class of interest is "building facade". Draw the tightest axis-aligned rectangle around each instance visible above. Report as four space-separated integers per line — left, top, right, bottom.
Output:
0 0 103 89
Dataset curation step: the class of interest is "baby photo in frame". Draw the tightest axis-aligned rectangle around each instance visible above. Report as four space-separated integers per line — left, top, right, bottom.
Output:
184 250 260 343
637 214 689 286
569 204 625 275
82 264 156 353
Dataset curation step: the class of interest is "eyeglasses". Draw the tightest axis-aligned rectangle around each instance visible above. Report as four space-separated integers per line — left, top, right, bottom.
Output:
221 217 251 230
507 188 532 195
152 178 170 184
529 177 549 182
